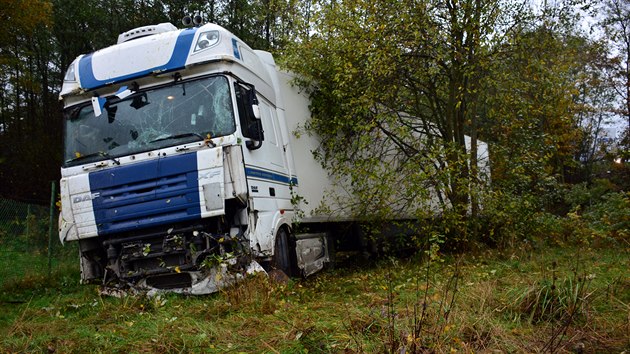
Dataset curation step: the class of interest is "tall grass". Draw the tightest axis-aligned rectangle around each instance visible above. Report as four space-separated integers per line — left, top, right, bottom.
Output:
0 190 628 352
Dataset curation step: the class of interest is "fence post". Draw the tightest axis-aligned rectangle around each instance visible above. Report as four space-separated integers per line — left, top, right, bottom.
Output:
48 181 56 276
26 204 31 239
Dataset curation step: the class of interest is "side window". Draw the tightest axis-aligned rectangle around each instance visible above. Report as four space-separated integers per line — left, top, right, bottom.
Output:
234 83 263 141
259 101 277 146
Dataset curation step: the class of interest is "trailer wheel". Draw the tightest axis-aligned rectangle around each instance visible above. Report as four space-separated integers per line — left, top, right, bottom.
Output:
272 227 295 277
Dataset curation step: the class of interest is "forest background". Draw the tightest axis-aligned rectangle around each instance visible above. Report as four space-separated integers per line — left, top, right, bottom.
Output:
0 0 628 209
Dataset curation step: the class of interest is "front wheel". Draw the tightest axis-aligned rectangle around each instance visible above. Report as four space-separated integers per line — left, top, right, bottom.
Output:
272 227 296 277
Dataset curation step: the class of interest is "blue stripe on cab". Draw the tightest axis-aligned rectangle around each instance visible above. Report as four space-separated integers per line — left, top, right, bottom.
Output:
231 38 241 60
78 28 198 90
89 153 201 235
245 167 298 186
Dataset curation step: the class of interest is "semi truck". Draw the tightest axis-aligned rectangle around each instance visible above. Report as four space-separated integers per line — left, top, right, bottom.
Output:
58 21 489 294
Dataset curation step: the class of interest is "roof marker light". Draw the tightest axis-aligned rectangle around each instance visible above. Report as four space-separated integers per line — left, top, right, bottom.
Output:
64 59 78 82
194 30 220 53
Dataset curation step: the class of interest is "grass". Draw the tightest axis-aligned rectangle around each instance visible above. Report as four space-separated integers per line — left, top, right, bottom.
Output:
0 240 628 353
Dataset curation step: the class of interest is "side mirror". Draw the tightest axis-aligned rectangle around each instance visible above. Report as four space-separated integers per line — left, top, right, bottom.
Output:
236 82 264 150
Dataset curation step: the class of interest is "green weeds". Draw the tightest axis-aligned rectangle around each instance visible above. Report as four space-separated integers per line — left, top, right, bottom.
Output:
0 243 627 353
510 271 592 323
0 190 628 352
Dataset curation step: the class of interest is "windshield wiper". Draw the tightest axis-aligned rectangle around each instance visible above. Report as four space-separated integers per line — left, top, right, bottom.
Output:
66 151 120 165
149 132 204 144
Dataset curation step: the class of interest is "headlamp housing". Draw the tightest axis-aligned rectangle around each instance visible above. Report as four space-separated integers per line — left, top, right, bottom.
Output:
194 31 220 53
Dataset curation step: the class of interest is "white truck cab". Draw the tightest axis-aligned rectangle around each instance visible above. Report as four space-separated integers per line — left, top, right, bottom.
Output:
59 22 329 293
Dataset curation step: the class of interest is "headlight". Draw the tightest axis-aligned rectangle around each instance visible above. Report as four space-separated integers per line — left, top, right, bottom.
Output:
194 31 220 52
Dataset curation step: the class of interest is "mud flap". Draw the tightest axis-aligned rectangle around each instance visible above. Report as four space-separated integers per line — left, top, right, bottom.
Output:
295 233 329 277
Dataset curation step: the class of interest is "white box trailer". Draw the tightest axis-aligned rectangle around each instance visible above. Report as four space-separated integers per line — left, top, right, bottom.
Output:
273 66 490 224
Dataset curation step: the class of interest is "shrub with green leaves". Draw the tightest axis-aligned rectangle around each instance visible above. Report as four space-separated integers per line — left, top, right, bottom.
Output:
477 191 542 247
564 179 617 210
582 192 630 241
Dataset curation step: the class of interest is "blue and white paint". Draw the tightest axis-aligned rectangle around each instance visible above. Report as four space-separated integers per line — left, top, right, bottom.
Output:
78 28 199 90
60 147 224 242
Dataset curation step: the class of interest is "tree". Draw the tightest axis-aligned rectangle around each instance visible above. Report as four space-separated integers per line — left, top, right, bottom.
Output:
281 0 613 241
282 0 532 230
600 0 630 160
480 25 616 199
0 0 51 48
0 0 54 203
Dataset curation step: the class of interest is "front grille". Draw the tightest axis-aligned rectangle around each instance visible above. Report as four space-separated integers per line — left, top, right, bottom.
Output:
89 153 202 235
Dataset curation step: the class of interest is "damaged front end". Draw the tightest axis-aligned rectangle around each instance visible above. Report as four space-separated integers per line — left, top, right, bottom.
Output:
79 223 263 295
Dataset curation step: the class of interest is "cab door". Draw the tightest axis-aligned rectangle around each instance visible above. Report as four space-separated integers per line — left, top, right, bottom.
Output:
235 81 293 254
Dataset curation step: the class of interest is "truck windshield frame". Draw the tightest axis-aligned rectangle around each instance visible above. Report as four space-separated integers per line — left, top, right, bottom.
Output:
63 75 235 167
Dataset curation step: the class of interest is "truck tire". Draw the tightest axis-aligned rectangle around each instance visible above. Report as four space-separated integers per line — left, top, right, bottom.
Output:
272 227 295 277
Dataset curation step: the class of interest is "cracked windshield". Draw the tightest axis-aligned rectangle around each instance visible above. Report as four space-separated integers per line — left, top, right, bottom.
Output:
63 75 234 166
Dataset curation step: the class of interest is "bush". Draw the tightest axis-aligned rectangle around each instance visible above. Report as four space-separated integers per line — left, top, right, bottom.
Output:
582 192 630 242
564 179 617 210
479 191 549 247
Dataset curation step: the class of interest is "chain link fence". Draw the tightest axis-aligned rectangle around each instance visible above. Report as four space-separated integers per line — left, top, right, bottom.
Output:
0 187 78 290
